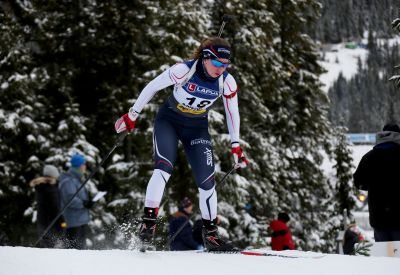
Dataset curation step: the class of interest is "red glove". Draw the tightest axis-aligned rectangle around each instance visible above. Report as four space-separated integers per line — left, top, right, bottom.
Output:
232 145 249 168
115 109 139 133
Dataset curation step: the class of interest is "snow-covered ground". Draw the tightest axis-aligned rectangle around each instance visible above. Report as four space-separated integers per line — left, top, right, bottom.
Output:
319 44 368 93
0 246 399 275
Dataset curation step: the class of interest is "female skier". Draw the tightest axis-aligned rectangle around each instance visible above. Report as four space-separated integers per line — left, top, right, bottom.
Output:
115 37 249 251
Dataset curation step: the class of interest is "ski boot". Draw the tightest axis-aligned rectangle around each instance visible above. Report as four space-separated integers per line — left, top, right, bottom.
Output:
138 207 158 252
202 218 238 252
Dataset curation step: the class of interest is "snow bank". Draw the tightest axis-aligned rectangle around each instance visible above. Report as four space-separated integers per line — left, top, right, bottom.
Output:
0 246 399 275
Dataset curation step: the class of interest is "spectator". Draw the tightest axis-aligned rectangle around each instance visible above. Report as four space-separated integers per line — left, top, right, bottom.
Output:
59 154 93 249
343 223 364 255
29 164 65 248
270 212 295 251
169 197 203 251
353 123 400 242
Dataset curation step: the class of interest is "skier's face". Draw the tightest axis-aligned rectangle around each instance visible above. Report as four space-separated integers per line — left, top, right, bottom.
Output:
203 58 229 77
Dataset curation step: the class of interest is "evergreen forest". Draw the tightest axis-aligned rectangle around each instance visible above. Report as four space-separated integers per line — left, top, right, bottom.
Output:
1 0 390 252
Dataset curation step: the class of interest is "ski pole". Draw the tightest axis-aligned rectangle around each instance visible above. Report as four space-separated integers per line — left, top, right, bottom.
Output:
34 131 129 247
218 14 236 37
166 164 238 248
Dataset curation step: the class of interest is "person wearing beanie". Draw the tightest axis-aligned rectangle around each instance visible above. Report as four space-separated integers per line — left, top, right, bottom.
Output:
168 197 204 251
59 154 92 249
115 36 250 252
29 164 65 248
43 165 60 178
70 154 86 168
354 123 400 241
269 212 295 251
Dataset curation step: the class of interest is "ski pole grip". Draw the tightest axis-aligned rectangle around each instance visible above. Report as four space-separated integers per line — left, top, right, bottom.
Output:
222 14 235 22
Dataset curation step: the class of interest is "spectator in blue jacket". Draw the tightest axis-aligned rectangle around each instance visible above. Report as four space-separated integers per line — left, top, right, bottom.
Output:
59 154 93 249
169 197 204 251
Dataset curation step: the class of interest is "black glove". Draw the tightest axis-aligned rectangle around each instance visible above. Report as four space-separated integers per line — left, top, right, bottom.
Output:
83 200 94 209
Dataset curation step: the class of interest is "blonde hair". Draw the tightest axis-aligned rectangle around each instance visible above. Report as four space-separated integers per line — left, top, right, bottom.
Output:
191 37 231 59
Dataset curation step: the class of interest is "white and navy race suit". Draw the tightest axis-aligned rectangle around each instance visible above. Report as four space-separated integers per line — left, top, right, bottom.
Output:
131 59 240 221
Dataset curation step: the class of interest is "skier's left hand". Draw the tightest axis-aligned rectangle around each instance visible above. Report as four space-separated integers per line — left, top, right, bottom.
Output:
232 145 250 168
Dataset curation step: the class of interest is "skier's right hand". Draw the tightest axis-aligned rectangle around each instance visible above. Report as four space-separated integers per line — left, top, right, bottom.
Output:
115 108 139 133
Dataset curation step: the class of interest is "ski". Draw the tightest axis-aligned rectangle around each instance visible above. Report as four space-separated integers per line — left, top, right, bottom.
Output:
240 251 299 258
240 251 325 259
202 250 325 259
138 247 325 259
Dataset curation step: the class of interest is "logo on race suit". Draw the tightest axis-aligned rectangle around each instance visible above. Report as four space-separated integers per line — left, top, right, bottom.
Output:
188 83 197 92
191 138 212 146
185 82 219 97
204 147 213 166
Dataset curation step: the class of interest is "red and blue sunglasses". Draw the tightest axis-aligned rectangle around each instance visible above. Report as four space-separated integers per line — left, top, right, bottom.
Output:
210 59 230 69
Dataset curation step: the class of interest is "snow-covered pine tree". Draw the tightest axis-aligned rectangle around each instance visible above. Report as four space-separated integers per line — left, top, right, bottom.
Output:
0 3 56 245
264 0 336 251
209 0 337 251
333 126 356 214
321 126 357 245
0 1 119 247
